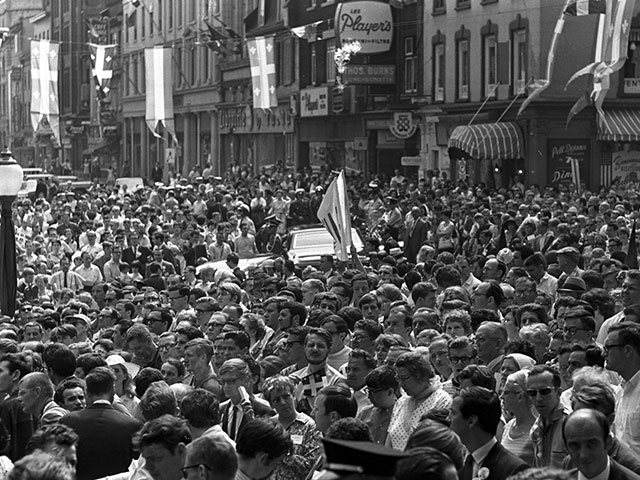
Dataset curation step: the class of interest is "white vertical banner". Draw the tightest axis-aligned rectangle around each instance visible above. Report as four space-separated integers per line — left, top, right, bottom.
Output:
145 46 178 144
30 40 61 146
317 171 353 262
247 36 277 109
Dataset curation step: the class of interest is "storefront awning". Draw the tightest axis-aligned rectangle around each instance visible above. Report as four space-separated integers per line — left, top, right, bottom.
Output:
448 122 524 160
597 109 640 142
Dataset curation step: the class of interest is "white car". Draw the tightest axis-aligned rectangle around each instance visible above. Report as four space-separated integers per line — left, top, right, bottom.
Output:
286 224 365 267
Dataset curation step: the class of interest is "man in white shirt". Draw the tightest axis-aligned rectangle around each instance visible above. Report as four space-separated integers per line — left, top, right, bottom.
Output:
604 323 640 456
597 271 640 345
524 252 558 299
74 252 104 290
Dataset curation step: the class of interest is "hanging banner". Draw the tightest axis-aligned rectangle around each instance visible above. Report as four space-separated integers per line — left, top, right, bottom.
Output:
335 1 393 54
30 40 61 147
88 43 116 100
145 46 177 144
247 36 277 109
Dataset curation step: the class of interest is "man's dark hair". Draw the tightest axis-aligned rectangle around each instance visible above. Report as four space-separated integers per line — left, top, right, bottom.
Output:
352 319 382 340
325 418 372 441
85 366 116 397
458 365 496 390
221 331 250 351
395 447 456 480
42 343 76 379
318 384 357 419
26 423 78 454
365 365 399 391
608 323 640 356
134 414 192 453
348 349 377 370
0 353 31 379
53 377 86 406
527 364 562 388
458 387 502 435
134 367 164 398
176 325 205 340
75 353 107 376
235 419 293 460
281 301 307 325
180 389 220 428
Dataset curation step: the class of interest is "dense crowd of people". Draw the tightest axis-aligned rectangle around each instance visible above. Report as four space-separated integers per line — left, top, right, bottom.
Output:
2 164 640 480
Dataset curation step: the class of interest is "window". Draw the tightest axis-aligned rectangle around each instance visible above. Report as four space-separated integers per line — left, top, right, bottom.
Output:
174 45 182 88
311 43 317 85
483 34 497 98
404 37 417 93
434 42 445 102
158 0 162 31
456 0 470 10
306 0 315 9
141 7 145 37
168 0 173 29
176 0 182 27
433 0 445 13
149 8 154 35
512 29 527 95
202 48 209 83
189 42 197 85
278 38 294 85
457 39 470 100
623 30 640 94
131 54 138 94
326 39 336 83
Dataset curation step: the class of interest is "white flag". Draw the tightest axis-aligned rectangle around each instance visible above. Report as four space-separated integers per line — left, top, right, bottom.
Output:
145 46 177 144
30 40 61 146
317 171 352 262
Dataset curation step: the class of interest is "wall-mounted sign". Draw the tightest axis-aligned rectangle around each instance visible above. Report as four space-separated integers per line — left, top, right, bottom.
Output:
219 104 294 134
344 64 395 84
547 139 589 187
335 1 393 54
390 113 417 139
612 149 640 183
300 87 329 117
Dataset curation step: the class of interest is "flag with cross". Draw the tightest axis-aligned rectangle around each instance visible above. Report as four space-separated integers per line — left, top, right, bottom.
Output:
89 43 116 101
30 40 61 147
247 35 277 109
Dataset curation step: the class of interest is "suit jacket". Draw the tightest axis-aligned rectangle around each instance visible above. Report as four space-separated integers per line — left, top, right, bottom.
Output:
220 397 275 440
60 403 142 480
568 459 640 480
459 442 529 480
122 245 152 268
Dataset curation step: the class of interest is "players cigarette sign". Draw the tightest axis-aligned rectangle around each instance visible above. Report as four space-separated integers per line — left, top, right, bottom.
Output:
335 1 393 54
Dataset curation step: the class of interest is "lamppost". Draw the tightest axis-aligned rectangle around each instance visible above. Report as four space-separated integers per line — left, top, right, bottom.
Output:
0 147 23 318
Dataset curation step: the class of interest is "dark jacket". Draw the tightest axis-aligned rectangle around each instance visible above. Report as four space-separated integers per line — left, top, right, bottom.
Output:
563 438 640 475
568 459 640 480
220 397 275 440
60 403 142 480
459 442 529 480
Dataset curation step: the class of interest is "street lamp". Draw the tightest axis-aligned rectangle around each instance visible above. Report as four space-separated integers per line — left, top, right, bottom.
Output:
0 147 23 318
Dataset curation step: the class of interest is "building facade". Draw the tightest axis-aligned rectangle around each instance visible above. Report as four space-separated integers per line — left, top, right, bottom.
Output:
421 0 640 191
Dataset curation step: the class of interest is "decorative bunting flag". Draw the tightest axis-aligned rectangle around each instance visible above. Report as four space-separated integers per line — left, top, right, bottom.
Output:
89 43 116 100
122 0 137 27
144 46 178 144
317 171 353 262
30 40 61 147
517 0 605 117
565 0 636 125
247 36 277 109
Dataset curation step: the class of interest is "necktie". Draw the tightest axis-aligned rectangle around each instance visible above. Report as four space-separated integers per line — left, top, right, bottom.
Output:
229 405 237 440
463 455 475 480
63 273 68 288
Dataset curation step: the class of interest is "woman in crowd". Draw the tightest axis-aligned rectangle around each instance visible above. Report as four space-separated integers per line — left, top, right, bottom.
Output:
500 370 536 466
387 351 452 450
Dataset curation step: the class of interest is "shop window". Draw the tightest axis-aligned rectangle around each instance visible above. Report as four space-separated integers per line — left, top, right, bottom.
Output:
433 42 445 102
483 34 497 98
511 29 527 95
404 37 417 93
623 30 640 95
457 38 470 100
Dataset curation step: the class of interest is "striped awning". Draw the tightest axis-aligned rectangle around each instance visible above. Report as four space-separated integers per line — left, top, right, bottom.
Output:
597 109 640 142
448 122 524 160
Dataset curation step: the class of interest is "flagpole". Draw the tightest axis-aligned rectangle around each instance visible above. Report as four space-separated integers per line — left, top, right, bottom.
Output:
467 82 500 126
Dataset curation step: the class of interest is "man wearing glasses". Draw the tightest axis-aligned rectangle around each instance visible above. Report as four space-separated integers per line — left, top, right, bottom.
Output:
182 435 237 480
526 365 568 468
604 323 640 456
562 307 596 346
444 336 477 396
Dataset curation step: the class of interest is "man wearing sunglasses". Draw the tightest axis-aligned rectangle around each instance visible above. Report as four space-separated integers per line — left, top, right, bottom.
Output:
526 365 569 469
